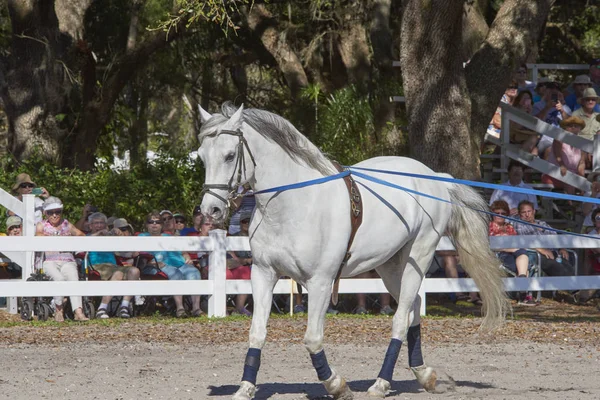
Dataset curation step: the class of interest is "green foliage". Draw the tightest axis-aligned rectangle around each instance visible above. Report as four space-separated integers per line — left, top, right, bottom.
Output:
0 153 205 233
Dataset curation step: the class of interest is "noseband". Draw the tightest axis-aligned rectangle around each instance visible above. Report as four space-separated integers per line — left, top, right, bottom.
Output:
201 129 257 210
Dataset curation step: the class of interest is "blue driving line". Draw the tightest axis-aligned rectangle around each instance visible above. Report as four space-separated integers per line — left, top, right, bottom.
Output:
243 165 600 240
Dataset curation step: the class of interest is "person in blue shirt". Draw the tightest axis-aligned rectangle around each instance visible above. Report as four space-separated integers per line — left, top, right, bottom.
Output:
139 211 202 318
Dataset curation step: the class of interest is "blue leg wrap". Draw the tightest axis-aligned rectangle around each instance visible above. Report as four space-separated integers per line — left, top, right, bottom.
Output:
241 348 261 384
407 325 424 367
310 350 333 381
378 338 402 382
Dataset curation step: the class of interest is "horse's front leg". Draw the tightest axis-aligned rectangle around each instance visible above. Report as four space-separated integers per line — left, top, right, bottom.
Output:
232 265 278 400
305 279 353 400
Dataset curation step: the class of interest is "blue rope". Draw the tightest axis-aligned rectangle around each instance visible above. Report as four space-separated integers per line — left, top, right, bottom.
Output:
243 165 600 240
350 170 599 239
251 170 350 195
346 165 600 205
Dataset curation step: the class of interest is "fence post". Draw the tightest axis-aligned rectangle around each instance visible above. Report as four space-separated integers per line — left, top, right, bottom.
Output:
208 229 228 317
419 280 426 316
7 194 36 314
531 64 538 84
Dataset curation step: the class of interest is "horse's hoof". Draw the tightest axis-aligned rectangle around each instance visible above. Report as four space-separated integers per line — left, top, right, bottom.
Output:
323 369 354 399
411 365 437 392
367 377 390 398
232 381 256 400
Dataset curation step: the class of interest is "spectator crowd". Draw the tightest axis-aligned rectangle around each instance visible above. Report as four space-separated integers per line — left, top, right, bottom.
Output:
3 60 600 318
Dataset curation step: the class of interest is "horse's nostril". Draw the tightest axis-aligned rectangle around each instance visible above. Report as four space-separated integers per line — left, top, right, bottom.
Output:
212 207 222 216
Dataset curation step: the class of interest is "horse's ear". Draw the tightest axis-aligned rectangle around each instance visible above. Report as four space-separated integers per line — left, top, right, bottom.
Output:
198 105 212 124
222 104 244 131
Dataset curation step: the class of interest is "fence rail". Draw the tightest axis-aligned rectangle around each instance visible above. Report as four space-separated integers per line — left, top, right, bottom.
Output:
2 232 600 317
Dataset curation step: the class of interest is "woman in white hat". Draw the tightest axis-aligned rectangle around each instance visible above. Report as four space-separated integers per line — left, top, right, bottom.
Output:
35 196 89 322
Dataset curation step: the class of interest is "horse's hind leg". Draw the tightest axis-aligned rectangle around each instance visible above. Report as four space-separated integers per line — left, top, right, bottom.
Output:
232 266 279 400
368 248 436 398
305 279 353 400
407 295 437 392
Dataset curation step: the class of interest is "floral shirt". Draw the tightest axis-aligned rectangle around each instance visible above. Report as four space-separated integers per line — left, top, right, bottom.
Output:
488 221 517 237
42 219 75 262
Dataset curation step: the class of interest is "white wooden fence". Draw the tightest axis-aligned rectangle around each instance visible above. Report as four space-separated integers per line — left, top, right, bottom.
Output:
2 193 600 317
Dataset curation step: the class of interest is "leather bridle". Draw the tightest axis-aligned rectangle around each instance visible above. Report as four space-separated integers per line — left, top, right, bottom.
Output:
200 129 257 211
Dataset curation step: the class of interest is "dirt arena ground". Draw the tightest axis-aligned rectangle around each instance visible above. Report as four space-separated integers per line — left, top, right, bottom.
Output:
0 298 599 400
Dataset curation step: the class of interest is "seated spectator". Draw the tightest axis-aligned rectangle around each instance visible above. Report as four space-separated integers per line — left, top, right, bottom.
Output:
173 212 186 235
88 222 141 319
227 210 253 316
510 90 539 155
533 81 571 157
106 216 117 230
565 75 599 113
565 59 600 96
113 218 138 265
3 216 23 278
6 216 22 236
35 196 89 321
195 214 215 280
354 271 394 315
180 206 203 236
139 211 202 317
74 204 99 234
436 250 481 305
532 77 550 103
489 200 536 306
515 64 536 94
571 88 600 142
9 173 50 223
489 161 538 216
541 116 586 195
513 200 575 277
581 179 600 233
585 208 600 275
229 184 255 235
160 210 175 234
487 80 519 138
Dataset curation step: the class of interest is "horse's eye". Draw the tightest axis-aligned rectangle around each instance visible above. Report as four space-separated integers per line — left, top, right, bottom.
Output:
225 152 235 162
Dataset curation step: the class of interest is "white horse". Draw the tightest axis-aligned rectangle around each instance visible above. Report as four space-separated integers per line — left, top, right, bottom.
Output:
197 102 507 399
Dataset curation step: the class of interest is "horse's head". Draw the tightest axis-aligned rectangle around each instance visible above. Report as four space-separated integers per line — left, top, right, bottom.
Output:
197 103 256 222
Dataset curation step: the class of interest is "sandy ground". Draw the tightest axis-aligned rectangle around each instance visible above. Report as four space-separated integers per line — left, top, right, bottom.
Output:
0 340 599 400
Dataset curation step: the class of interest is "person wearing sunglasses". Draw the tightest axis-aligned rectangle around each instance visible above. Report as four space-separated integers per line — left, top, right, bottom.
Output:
6 216 22 237
9 173 50 223
35 196 90 321
489 200 536 306
513 63 535 94
172 212 187 236
139 211 202 317
160 210 175 234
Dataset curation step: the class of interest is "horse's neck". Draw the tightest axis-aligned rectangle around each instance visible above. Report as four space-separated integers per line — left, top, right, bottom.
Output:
247 130 329 190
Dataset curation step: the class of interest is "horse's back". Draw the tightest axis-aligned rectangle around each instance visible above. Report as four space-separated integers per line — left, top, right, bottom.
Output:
343 156 453 275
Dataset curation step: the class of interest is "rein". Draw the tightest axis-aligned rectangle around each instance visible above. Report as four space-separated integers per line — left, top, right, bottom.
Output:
201 129 257 210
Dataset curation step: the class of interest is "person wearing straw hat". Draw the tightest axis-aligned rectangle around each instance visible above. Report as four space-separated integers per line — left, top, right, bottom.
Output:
571 88 600 142
9 173 50 223
565 75 599 113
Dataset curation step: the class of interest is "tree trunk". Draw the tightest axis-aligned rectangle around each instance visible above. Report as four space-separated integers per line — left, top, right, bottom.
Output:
400 1 476 178
2 0 92 165
336 0 371 89
246 4 308 99
369 0 397 144
401 0 552 179
466 0 552 145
